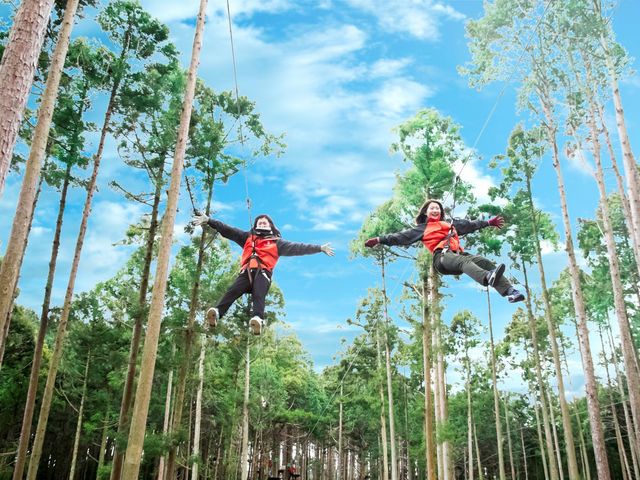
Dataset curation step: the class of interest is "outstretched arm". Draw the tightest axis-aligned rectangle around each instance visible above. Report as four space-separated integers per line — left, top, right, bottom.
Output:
191 214 249 246
277 239 329 257
453 216 503 236
368 224 425 248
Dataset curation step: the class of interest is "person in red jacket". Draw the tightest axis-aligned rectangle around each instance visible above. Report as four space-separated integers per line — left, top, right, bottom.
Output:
193 213 334 335
365 199 524 303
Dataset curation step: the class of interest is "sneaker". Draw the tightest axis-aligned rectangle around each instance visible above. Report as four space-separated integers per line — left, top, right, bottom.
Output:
249 316 263 336
507 288 525 303
486 264 505 287
206 307 218 328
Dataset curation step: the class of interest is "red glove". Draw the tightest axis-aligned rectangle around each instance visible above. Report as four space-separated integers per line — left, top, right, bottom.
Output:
365 237 380 248
488 216 505 229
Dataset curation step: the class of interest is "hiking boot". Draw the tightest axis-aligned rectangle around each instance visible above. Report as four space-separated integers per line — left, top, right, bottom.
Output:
507 288 525 303
206 307 218 328
486 264 505 287
249 316 263 336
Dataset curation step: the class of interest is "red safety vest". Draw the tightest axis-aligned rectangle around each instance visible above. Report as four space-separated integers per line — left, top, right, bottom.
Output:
240 235 279 271
422 219 463 253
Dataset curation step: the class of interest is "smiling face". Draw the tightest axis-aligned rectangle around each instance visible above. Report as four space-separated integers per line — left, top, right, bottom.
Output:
255 216 271 230
426 202 442 220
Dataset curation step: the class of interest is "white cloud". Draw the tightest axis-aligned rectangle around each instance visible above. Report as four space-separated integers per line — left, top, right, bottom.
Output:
345 0 465 40
370 58 413 78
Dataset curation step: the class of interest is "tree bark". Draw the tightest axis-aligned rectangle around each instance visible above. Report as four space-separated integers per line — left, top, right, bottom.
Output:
69 353 91 480
110 176 163 480
504 395 516 480
486 289 506 480
0 0 78 356
121 0 208 475
338 386 343 480
240 340 251 480
525 172 580 480
0 0 55 196
541 99 611 480
534 400 551 480
547 391 565 480
375 326 389 480
157 364 175 480
421 274 436 480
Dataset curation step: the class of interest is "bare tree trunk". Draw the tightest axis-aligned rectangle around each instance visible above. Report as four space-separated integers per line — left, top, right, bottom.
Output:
534 400 551 480
380 255 397 480
69 353 91 480
121 0 207 475
376 326 389 480
240 340 251 480
574 406 592 480
541 103 611 480
166 177 214 478
403 381 411 480
522 264 559 480
487 289 506 480
0 0 55 196
467 358 474 480
585 109 640 456
111 177 163 480
521 429 529 480
338 385 343 480
26 59 113 478
524 172 580 480
158 363 175 480
504 395 516 480
547 392 565 480
97 409 110 476
607 325 640 479
192 339 206 480
422 272 436 480
13 158 73 479
0 0 78 356
473 421 484 480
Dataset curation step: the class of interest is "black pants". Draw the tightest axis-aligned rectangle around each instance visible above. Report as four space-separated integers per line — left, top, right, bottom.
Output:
216 268 272 319
433 250 512 296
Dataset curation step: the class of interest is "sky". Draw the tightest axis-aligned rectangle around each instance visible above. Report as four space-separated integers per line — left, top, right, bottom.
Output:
1 0 639 398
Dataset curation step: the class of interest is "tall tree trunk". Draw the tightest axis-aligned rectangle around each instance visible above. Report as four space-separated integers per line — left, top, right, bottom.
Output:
0 0 78 354
158 363 175 480
240 340 251 480
547 392 565 480
13 158 73 480
338 385 343 480
26 56 115 478
403 381 411 480
0 0 55 196
600 328 631 480
466 354 474 480
121 0 208 475
520 429 529 480
166 177 214 478
422 272 436 479
597 22 640 248
486 289 506 480
504 395 516 480
607 325 640 479
97 409 110 476
473 421 484 480
0 156 47 367
522 263 559 480
540 98 611 480
110 176 163 480
595 101 640 277
375 326 389 480
585 108 640 455
69 353 90 480
525 172 581 480
574 405 592 480
380 255 397 480
534 400 551 480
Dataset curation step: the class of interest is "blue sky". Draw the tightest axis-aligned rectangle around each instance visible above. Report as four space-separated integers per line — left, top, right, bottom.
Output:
1 0 639 396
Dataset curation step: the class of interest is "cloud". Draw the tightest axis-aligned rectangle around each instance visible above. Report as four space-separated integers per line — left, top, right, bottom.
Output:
370 58 413 78
345 0 465 40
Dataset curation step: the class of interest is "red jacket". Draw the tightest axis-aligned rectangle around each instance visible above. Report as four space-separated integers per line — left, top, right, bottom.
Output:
207 219 323 272
378 217 488 253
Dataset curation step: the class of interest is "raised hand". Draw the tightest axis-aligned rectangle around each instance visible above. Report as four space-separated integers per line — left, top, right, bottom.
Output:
321 243 335 256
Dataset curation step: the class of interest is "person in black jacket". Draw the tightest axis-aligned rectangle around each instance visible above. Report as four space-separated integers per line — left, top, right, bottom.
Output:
365 198 525 302
193 213 334 335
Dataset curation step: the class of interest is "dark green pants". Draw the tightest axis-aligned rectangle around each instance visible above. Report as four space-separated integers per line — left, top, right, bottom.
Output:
433 250 512 296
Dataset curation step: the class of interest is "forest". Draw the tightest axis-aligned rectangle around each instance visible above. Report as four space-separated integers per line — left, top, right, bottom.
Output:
0 0 639 479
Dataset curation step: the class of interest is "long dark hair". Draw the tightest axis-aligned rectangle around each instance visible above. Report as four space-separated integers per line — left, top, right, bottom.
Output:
252 214 282 237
